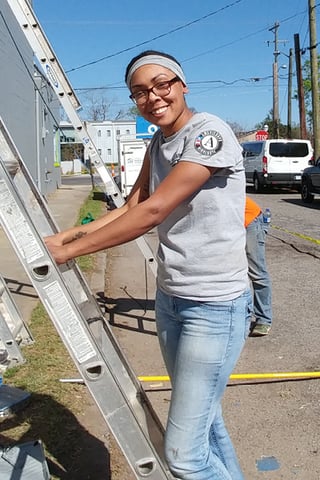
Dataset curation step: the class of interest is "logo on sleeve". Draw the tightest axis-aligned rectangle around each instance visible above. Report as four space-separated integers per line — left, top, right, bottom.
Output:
194 130 223 156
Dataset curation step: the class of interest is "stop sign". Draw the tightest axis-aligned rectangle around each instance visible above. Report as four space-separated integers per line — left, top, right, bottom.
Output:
255 130 269 141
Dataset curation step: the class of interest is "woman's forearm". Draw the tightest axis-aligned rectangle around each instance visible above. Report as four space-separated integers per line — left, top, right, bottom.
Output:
49 202 130 245
63 199 161 261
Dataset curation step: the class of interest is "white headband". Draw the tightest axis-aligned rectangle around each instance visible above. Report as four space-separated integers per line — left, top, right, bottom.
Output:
126 54 186 88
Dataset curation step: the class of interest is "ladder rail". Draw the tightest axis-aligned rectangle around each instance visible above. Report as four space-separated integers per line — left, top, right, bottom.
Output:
6 0 81 111
0 292 25 367
0 273 33 350
6 0 158 277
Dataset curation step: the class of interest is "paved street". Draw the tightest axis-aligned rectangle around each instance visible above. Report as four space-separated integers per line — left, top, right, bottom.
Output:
103 186 320 480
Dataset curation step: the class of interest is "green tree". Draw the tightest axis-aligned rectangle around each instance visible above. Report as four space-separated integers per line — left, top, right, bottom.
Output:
126 105 140 119
60 143 84 162
255 109 300 139
255 110 286 138
301 55 320 129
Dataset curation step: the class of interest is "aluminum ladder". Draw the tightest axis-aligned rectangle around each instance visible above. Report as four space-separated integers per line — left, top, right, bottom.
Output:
0 117 174 479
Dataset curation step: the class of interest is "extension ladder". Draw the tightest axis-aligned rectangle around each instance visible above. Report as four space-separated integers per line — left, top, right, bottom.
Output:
0 116 173 479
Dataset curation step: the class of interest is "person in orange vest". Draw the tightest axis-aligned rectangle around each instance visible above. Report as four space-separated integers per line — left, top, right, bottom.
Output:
245 197 272 336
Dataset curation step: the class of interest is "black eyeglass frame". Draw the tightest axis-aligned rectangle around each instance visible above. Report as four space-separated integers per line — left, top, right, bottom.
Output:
129 76 181 105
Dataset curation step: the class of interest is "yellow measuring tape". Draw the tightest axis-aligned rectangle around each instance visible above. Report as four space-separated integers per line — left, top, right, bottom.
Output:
138 372 320 382
272 225 320 245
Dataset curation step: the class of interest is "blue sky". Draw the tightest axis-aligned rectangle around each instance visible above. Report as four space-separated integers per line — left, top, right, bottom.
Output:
32 0 318 130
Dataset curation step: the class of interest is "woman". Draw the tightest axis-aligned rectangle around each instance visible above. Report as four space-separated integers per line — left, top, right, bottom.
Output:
46 50 251 479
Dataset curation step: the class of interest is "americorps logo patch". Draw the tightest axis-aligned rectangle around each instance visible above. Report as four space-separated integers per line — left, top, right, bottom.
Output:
194 130 223 156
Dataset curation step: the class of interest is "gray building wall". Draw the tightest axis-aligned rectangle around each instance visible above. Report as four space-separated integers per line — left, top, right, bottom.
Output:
0 0 60 195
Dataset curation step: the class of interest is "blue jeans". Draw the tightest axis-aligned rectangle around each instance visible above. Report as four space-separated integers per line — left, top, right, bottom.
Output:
155 288 252 480
246 213 272 326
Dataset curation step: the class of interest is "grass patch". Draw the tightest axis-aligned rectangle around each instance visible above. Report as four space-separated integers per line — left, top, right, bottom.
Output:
1 186 108 478
76 187 107 273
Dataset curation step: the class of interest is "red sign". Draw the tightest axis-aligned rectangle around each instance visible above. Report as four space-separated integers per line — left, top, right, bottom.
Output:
255 130 269 141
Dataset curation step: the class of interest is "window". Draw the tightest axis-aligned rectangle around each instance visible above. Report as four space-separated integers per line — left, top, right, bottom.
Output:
116 129 120 135
98 130 101 137
107 130 111 137
269 142 309 158
98 149 102 155
107 149 111 156
126 129 130 134
60 135 76 143
242 142 263 157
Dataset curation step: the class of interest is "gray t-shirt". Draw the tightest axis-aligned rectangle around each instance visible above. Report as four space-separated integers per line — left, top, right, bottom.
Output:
149 112 248 301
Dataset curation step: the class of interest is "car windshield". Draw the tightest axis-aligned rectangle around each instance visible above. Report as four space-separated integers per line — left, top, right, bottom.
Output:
269 142 309 157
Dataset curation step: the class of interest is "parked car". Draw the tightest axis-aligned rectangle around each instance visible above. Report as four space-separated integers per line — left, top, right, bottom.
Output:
301 157 320 203
241 139 313 193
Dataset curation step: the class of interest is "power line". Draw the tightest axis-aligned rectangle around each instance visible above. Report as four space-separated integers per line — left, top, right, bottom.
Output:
66 5 311 75
183 9 309 63
66 0 244 73
74 75 275 93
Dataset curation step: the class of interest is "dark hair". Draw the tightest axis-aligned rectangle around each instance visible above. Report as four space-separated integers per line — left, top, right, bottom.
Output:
125 50 182 84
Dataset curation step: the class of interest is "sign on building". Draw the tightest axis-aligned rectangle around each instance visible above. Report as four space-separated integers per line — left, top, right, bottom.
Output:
136 117 158 139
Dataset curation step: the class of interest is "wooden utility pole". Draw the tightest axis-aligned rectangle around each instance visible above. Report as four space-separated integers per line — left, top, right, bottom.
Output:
287 48 293 138
269 22 280 138
294 34 307 138
268 22 287 138
308 0 320 159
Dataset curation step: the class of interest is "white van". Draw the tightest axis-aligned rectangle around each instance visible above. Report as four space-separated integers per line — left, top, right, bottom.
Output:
241 139 313 192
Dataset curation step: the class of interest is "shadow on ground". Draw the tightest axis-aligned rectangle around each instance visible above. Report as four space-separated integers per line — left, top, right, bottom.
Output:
0 392 110 480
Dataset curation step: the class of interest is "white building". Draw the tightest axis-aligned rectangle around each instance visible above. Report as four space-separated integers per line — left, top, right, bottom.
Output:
85 120 136 166
59 120 137 171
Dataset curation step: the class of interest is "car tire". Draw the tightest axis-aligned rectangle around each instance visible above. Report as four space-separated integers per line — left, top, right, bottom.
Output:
253 174 262 193
301 179 314 203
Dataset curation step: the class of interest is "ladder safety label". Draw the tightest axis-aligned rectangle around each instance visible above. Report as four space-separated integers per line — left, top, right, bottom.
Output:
43 281 96 364
0 179 44 263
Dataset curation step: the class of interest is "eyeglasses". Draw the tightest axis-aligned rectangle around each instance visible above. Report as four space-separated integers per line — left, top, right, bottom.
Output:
129 76 180 105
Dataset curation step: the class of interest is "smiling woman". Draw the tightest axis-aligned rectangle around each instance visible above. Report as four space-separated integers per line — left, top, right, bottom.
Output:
125 51 192 137
45 49 252 480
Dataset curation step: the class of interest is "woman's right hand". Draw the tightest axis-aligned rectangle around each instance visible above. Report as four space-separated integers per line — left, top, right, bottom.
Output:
44 232 65 249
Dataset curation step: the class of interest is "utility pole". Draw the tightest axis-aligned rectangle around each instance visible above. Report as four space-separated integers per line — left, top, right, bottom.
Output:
268 22 287 138
308 0 320 159
287 48 293 138
269 22 280 138
294 33 307 139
